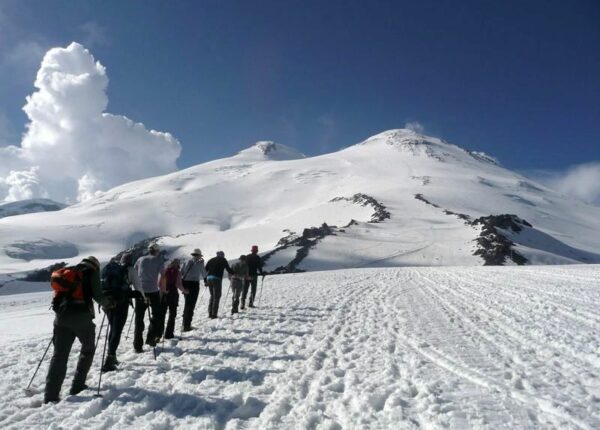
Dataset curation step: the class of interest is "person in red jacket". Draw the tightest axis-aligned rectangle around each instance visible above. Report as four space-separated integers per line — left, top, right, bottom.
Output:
160 259 188 339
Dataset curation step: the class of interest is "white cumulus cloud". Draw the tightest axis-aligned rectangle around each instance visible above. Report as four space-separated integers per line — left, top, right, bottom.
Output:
0 42 181 203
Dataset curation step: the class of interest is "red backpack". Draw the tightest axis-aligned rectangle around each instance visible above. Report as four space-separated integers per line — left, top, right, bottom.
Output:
51 267 85 301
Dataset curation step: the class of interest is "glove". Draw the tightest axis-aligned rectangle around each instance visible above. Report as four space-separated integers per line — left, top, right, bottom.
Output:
144 296 151 305
102 298 116 313
129 290 144 300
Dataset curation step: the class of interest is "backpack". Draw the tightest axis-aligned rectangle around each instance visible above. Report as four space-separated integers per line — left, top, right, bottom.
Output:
164 267 179 293
101 260 127 299
50 266 85 312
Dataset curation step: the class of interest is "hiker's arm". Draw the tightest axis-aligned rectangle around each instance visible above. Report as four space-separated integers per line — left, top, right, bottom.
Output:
176 272 187 293
225 260 234 275
158 269 167 293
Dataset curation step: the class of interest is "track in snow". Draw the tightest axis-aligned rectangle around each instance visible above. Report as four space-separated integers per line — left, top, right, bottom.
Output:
0 266 598 429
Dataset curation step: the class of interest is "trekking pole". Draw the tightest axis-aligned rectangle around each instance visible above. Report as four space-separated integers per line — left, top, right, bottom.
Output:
199 284 207 305
221 283 231 316
146 303 157 360
124 307 135 340
95 315 110 398
258 276 265 307
94 312 107 352
24 335 54 394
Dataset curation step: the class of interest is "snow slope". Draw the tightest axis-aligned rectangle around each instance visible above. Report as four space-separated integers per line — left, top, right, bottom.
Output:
1 129 600 274
0 266 598 429
0 198 66 219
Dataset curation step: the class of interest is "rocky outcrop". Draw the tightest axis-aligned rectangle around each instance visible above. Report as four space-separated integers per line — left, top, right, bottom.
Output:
471 215 530 265
330 194 391 223
263 223 335 274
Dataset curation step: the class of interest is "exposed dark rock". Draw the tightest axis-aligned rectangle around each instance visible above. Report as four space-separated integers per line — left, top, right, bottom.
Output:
471 215 530 265
413 194 528 265
414 193 441 209
415 194 471 222
263 223 335 274
330 193 391 223
113 236 165 264
467 151 499 165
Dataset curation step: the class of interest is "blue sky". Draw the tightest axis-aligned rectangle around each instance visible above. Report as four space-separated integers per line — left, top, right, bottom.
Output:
1 0 599 173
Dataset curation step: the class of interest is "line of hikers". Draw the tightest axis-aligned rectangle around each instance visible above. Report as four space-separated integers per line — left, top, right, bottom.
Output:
43 244 266 404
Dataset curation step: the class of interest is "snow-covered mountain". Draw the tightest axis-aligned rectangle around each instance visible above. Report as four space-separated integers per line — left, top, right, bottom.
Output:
0 198 66 220
1 129 599 274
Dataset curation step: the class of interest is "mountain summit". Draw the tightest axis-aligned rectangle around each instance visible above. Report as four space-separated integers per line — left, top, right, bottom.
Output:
0 129 598 274
235 141 306 161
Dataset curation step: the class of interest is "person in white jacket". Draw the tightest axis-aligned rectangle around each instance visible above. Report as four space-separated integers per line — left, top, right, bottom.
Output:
132 243 166 352
180 248 207 331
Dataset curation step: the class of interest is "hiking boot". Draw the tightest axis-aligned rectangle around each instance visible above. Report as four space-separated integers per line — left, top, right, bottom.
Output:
134 347 144 353
44 397 60 404
146 338 157 347
102 354 118 372
69 384 89 395
248 303 255 308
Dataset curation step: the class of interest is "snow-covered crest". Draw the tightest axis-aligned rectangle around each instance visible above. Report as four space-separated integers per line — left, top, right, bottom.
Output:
0 128 599 274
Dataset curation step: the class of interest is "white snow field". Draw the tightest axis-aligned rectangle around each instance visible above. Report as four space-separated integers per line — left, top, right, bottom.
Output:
2 129 600 275
0 265 598 429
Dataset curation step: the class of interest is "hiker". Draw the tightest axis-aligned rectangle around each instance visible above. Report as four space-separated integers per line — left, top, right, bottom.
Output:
205 251 233 319
132 243 166 352
180 248 207 331
242 245 265 309
100 253 142 371
161 259 189 339
229 255 249 314
44 257 114 403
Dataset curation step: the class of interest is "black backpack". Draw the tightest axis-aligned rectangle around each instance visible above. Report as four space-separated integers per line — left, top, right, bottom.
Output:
101 260 127 301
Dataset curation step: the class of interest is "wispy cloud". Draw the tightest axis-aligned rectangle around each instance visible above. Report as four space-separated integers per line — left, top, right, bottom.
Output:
316 114 339 151
527 163 600 205
80 21 109 47
404 120 425 134
4 41 46 72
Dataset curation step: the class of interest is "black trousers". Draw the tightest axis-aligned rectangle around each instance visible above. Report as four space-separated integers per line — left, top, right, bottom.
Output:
45 309 95 402
231 278 243 313
107 300 129 356
242 276 258 306
134 292 162 350
182 280 199 329
161 293 179 338
207 278 222 318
